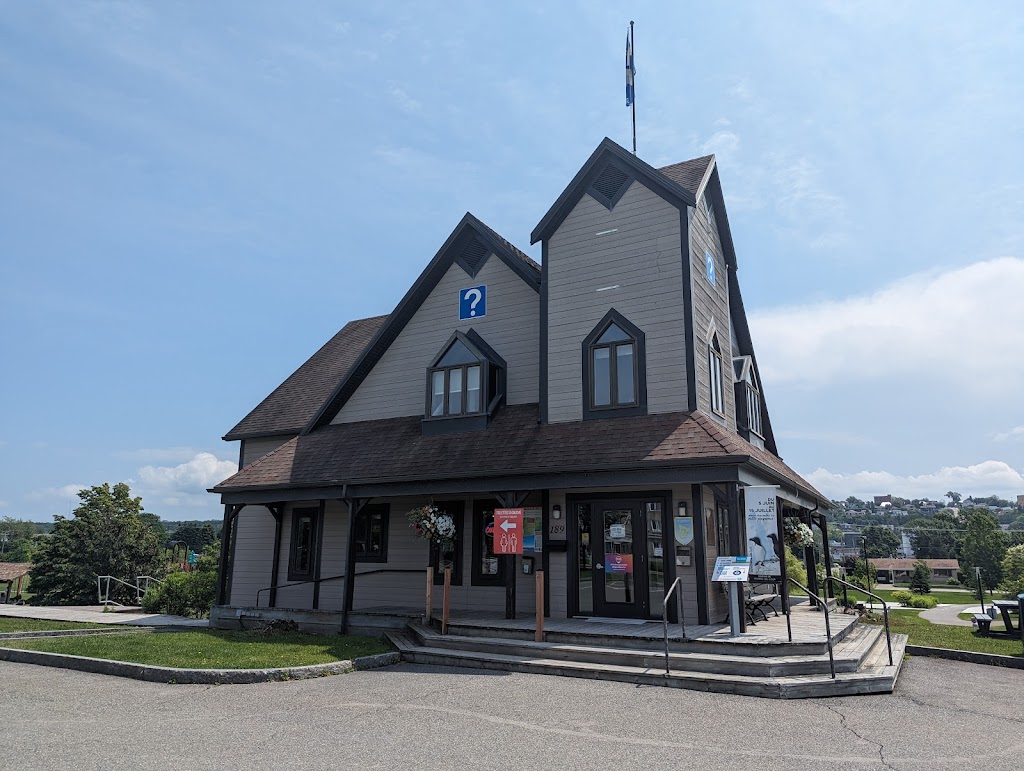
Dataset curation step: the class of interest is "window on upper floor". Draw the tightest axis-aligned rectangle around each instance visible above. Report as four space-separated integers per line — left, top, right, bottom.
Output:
744 365 763 437
424 331 505 434
732 356 763 438
708 333 725 416
582 310 647 420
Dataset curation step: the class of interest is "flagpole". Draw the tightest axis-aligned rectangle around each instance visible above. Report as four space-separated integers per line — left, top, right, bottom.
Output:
630 20 637 155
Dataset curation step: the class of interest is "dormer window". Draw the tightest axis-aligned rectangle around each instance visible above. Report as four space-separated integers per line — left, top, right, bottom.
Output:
582 310 646 420
424 331 505 434
733 356 762 437
708 333 725 416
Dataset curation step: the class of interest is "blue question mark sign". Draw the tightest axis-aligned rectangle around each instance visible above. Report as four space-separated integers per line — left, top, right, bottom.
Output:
459 285 487 320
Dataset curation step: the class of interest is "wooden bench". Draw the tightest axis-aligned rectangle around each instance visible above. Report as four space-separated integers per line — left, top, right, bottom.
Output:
973 613 992 636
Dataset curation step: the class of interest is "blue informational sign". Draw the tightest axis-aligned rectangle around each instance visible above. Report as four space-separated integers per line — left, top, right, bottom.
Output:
459 285 487 320
705 250 716 286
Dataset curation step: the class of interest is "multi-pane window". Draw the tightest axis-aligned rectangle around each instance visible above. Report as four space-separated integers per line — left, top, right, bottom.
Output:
708 334 725 415
288 507 319 580
590 323 637 409
354 504 389 562
745 368 762 436
472 503 506 586
428 339 483 418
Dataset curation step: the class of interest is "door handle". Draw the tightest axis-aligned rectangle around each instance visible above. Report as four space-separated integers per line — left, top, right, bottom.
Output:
595 563 604 570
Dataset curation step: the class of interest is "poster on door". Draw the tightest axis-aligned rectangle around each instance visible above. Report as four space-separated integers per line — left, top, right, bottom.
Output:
745 486 781 577
604 553 633 574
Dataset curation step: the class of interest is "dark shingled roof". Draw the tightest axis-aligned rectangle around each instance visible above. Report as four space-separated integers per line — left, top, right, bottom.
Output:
214 404 825 503
658 155 715 197
473 218 541 273
224 315 388 440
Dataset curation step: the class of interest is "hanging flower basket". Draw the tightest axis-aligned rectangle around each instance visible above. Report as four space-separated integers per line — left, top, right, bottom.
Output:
408 505 456 563
783 517 815 550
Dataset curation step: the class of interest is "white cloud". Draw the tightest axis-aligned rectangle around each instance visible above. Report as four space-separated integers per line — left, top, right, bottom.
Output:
701 130 739 162
994 426 1024 442
138 448 237 495
25 484 88 502
805 460 1024 501
386 81 421 113
751 257 1024 394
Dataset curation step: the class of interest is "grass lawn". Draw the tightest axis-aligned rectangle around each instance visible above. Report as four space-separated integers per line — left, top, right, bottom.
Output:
0 618 118 633
865 610 1024 657
833 587 985 606
2 629 393 669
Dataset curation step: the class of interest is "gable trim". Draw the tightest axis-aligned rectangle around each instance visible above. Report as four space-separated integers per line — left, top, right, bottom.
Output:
530 137 697 244
302 213 538 434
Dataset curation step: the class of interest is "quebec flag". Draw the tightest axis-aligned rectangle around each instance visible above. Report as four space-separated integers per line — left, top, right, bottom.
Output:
625 31 636 107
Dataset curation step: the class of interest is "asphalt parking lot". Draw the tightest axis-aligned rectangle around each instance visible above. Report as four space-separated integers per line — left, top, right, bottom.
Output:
1 656 1021 770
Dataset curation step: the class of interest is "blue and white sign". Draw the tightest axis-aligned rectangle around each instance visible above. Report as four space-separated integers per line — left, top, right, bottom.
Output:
459 285 487 320
705 250 716 286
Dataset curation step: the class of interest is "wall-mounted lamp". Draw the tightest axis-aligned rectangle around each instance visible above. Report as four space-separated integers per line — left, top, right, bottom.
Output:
552 504 562 520
677 501 687 517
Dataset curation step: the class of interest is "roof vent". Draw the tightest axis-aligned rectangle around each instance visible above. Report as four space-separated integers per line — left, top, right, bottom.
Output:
589 163 630 208
458 236 490 274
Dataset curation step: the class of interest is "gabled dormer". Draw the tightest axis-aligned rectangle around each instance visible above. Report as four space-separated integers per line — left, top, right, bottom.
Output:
303 213 539 436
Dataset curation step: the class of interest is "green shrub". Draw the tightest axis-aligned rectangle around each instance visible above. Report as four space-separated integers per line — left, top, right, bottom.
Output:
946 577 962 587
908 595 938 609
141 570 216 618
891 590 913 606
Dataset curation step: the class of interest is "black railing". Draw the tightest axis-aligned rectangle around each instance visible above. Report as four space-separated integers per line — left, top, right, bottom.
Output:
254 568 424 609
827 575 893 666
785 578 835 679
661 577 687 674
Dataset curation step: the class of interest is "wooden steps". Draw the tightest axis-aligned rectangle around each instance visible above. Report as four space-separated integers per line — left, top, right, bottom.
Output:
386 621 908 699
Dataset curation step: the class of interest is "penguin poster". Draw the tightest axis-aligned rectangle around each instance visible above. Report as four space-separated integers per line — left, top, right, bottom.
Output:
745 486 781 577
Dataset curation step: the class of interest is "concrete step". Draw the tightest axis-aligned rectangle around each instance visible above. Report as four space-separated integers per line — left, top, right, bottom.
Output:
441 610 861 658
386 622 909 699
406 622 883 677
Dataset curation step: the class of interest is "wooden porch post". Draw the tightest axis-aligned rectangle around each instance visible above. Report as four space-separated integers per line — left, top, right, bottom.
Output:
690 484 709 626
726 483 746 633
216 504 243 606
267 504 284 608
495 490 531 620
817 513 833 599
341 497 368 634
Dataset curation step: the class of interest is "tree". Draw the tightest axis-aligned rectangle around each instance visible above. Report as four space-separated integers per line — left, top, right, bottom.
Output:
826 523 845 544
170 523 217 553
960 508 1007 591
906 510 962 560
945 491 962 505
0 517 39 562
998 544 1024 600
28 483 166 606
861 525 901 558
908 560 931 594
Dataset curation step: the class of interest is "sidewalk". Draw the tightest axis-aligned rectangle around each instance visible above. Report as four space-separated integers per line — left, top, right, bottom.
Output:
918 603 976 627
0 604 207 627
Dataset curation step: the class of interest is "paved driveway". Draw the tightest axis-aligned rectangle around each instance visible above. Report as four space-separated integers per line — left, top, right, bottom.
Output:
2 657 1022 770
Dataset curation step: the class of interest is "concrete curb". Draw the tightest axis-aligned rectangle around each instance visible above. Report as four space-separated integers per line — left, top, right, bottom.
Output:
906 645 1024 670
0 628 154 641
0 646 401 684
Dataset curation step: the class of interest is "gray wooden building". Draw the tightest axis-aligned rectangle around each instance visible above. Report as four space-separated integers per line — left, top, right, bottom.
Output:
210 137 829 634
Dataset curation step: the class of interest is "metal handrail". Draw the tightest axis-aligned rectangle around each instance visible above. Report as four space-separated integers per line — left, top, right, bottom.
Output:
96 575 139 606
254 568 425 608
661 577 687 675
827 575 893 666
785 578 835 679
135 575 163 598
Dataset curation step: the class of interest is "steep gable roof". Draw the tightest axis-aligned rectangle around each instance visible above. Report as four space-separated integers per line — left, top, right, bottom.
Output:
224 315 388 440
303 213 539 434
531 137 700 244
658 154 715 197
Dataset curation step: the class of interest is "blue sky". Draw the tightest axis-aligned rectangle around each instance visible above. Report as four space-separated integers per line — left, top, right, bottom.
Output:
2 1 1022 522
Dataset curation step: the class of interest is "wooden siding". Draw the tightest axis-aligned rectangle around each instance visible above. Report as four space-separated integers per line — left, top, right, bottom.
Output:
333 256 539 424
690 197 736 430
546 181 686 423
228 506 276 606
240 436 292 467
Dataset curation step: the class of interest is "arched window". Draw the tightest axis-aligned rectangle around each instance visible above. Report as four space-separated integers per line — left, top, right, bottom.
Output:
707 332 725 416
582 310 646 419
424 331 505 434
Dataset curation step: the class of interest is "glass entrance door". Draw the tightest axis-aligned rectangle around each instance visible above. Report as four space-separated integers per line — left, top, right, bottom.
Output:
592 502 645 618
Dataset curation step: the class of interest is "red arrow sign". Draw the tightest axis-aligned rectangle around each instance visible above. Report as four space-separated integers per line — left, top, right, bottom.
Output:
493 508 524 555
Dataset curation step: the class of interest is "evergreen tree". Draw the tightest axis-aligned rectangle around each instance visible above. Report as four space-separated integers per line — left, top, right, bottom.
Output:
908 560 931 594
29 483 165 605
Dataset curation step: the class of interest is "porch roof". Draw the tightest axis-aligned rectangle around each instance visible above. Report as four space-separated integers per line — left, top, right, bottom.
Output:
212 404 826 504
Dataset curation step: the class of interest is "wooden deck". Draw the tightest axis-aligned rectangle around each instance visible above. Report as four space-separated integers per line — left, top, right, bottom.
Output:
354 600 858 647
